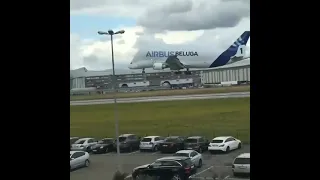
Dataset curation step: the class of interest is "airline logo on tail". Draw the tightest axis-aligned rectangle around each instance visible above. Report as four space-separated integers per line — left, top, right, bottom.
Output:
209 31 250 68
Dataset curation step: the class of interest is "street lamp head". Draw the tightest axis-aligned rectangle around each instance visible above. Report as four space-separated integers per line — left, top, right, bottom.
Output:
108 30 114 35
116 30 125 34
98 31 108 35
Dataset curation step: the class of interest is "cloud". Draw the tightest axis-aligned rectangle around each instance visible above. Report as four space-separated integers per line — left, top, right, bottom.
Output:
70 18 250 70
70 0 250 70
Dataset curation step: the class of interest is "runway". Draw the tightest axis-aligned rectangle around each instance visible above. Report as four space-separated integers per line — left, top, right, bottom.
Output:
70 92 250 106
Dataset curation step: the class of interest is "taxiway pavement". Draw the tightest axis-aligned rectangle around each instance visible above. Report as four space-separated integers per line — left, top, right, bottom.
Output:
70 92 250 106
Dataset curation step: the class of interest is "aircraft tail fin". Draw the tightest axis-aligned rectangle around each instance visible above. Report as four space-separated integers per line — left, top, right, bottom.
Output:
209 31 250 68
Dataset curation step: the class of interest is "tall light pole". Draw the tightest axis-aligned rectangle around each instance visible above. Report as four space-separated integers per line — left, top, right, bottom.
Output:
98 29 125 172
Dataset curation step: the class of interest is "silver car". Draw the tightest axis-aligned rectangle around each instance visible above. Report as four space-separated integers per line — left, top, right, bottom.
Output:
232 153 250 176
70 151 90 170
139 136 165 152
71 138 98 152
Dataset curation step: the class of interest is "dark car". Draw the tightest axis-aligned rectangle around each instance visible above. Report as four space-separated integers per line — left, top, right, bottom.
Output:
90 138 114 154
184 136 209 153
117 134 141 152
132 156 196 180
159 136 186 153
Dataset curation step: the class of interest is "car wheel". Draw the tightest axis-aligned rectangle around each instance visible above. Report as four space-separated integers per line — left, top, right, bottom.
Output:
86 147 91 153
198 159 202 168
238 143 242 149
153 145 158 152
225 146 230 153
84 160 90 167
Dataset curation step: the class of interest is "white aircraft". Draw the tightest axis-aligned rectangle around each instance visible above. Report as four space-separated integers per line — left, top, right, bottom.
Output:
128 31 250 74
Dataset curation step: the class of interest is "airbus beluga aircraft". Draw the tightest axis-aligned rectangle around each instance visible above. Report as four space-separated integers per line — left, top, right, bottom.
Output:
128 31 250 74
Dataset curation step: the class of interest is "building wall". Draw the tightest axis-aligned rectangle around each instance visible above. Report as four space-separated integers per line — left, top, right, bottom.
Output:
201 65 250 84
70 77 86 89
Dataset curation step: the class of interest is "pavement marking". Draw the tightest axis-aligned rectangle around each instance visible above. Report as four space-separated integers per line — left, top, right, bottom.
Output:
124 174 132 179
190 166 213 178
223 175 230 180
152 151 161 155
128 150 140 155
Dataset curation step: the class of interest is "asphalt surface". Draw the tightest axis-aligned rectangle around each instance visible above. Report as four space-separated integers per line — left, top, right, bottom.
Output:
70 145 250 180
70 92 250 106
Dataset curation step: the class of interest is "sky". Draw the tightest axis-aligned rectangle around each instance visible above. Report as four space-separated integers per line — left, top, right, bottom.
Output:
70 0 250 70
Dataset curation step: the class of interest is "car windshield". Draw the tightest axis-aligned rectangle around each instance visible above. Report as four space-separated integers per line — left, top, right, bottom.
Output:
118 137 127 142
173 153 189 157
234 158 250 164
211 140 223 143
141 138 152 142
165 138 177 142
186 139 198 143
74 139 86 144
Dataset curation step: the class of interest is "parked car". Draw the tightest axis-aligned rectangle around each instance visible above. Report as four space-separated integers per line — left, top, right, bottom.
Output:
173 150 203 168
139 136 165 152
118 134 141 152
184 136 209 153
159 136 186 153
208 136 242 153
70 137 79 150
232 153 250 177
132 156 196 180
70 151 90 170
90 138 114 154
71 138 98 152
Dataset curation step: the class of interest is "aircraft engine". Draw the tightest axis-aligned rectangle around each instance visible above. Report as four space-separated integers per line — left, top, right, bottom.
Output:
153 63 167 70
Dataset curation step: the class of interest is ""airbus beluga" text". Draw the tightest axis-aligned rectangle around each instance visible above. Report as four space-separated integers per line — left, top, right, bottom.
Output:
146 51 199 58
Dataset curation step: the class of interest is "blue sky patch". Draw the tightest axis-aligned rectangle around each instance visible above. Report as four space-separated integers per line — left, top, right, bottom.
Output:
70 15 136 38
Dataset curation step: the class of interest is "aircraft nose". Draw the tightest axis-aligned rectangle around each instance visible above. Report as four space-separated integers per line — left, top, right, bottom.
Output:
128 63 137 69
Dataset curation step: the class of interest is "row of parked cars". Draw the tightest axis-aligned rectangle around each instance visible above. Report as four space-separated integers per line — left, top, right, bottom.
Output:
131 150 250 179
70 134 243 154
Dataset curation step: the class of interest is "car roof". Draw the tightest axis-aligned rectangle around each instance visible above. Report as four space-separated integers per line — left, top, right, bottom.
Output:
156 156 190 161
70 137 79 139
166 136 181 138
237 153 250 158
143 136 160 138
187 136 202 139
119 134 134 137
70 151 85 154
212 136 232 140
77 137 92 141
175 150 195 154
101 138 113 140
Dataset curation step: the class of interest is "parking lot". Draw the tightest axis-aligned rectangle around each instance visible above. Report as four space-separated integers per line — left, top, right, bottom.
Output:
70 145 250 180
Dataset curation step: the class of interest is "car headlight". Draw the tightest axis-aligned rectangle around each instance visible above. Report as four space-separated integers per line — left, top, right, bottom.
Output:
219 144 225 147
100 146 104 149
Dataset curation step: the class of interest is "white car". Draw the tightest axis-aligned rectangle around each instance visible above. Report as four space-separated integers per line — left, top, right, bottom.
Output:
139 136 165 151
232 153 250 176
70 151 90 170
208 136 241 153
173 150 203 168
71 138 98 152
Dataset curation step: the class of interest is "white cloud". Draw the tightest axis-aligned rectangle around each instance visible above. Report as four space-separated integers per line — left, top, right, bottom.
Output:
70 0 250 70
